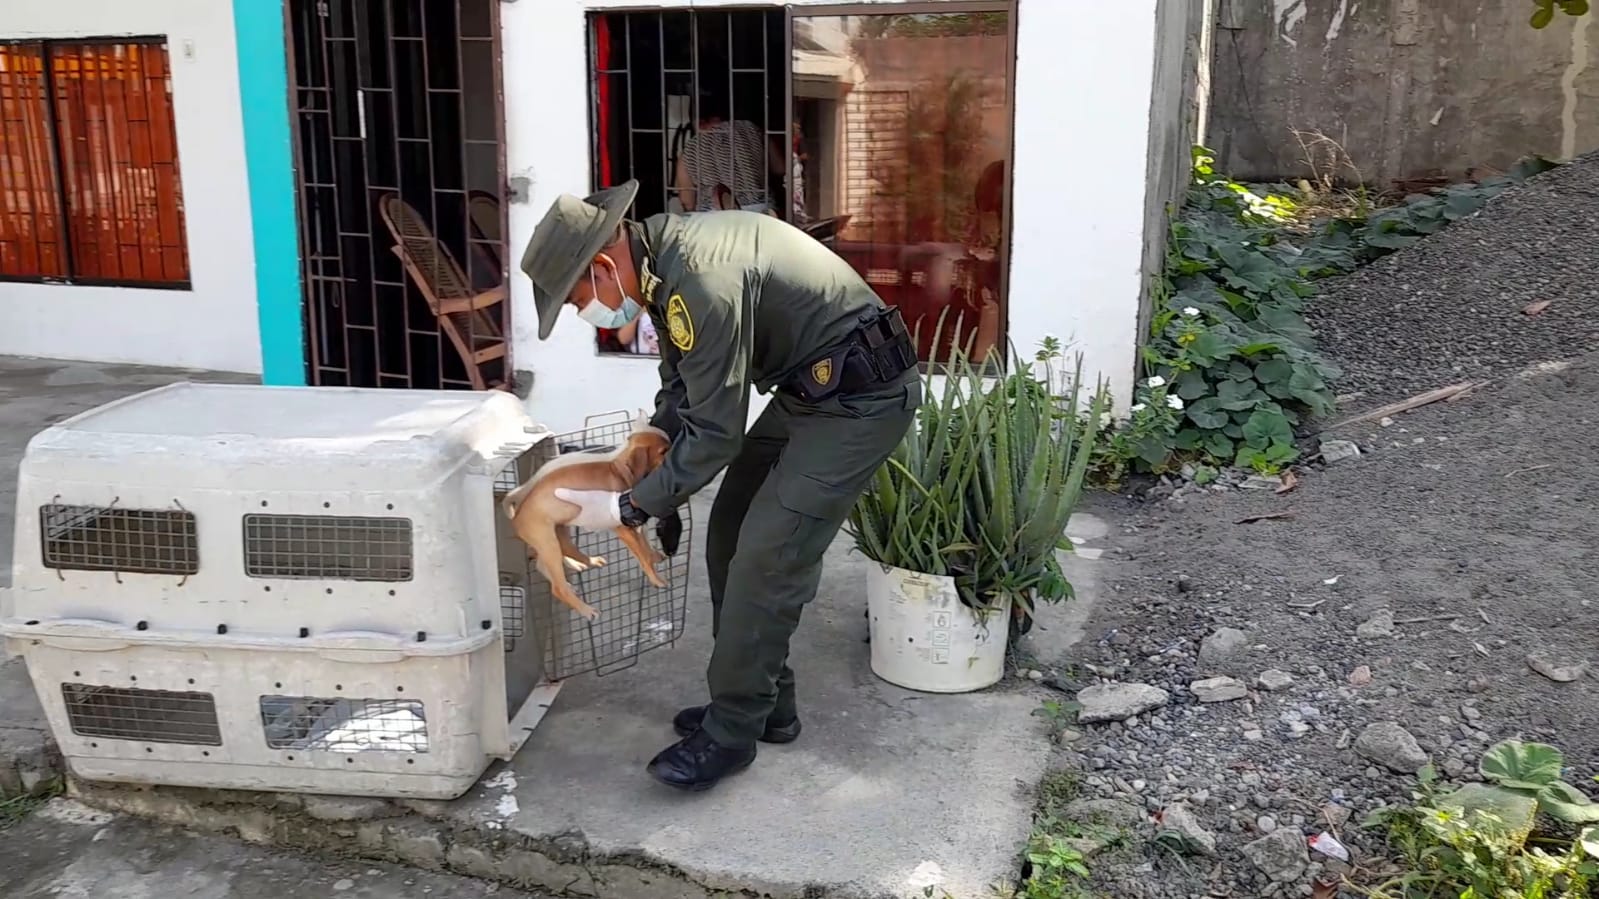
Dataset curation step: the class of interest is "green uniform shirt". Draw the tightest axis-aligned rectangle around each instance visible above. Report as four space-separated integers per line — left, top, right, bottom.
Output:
625 210 886 518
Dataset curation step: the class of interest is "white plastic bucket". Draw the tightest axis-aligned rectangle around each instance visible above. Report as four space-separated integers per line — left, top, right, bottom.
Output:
866 563 1010 693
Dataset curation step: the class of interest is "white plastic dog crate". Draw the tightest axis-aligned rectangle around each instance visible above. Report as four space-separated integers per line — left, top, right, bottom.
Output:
0 384 690 800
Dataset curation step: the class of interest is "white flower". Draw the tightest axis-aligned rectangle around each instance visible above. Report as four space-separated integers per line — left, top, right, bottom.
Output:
1130 403 1148 413
1098 411 1113 429
1165 394 1185 411
1182 306 1200 317
1143 375 1167 389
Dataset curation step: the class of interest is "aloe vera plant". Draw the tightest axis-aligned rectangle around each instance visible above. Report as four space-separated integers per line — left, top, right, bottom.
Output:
963 340 1107 620
845 314 1110 622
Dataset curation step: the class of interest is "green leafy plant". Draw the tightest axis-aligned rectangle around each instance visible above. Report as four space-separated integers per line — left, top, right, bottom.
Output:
1019 834 1092 899
1032 698 1084 744
1532 0 1590 28
1474 739 1599 824
1356 743 1599 898
846 317 1109 626
1117 147 1341 477
962 339 1106 622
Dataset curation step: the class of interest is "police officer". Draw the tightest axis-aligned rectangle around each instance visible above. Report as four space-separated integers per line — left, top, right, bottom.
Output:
519 179 920 791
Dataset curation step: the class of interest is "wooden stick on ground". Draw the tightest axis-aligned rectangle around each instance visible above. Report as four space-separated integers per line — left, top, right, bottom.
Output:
1319 381 1488 432
1394 614 1462 625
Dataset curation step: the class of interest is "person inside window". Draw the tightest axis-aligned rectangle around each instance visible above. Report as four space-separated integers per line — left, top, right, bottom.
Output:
615 307 660 355
673 87 784 215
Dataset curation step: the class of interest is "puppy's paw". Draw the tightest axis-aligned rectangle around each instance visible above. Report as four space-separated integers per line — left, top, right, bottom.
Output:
586 555 608 568
563 556 591 573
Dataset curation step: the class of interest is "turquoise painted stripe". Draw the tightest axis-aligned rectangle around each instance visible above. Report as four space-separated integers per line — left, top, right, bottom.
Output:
233 0 304 385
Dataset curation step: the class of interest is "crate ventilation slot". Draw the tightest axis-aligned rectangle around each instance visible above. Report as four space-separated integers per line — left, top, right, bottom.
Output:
243 514 414 581
499 584 526 652
260 696 429 753
40 504 199 575
62 684 222 746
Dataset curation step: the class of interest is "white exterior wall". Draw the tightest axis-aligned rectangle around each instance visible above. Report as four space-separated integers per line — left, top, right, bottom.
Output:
0 0 261 374
501 0 1165 434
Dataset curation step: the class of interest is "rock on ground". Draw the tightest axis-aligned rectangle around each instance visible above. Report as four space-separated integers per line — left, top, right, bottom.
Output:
1062 799 1146 829
1198 628 1249 665
1076 683 1170 723
1190 676 1249 703
1356 609 1396 639
1319 439 1362 463
1527 652 1588 683
1157 804 1216 856
1256 669 1295 691
1355 722 1430 774
1242 828 1310 883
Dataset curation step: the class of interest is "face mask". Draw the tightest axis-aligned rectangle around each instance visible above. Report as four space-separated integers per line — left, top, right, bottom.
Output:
576 262 643 329
579 294 642 329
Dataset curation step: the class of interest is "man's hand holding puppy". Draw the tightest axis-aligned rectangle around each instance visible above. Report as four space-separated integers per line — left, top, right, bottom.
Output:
554 488 683 556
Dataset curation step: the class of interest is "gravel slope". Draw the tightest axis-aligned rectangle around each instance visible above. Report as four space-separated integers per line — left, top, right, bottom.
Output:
1051 157 1599 897
1306 151 1599 414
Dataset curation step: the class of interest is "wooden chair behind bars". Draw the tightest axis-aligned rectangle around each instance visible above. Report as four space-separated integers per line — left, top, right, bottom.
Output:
467 190 503 274
377 194 507 390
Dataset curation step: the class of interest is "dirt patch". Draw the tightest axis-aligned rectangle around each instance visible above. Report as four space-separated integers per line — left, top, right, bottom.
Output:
1306 153 1599 415
1057 154 1599 897
1062 352 1599 897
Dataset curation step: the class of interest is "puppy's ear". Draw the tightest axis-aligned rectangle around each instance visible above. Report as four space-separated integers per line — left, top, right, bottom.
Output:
622 441 656 483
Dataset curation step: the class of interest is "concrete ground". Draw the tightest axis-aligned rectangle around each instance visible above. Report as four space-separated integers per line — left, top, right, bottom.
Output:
435 496 1060 898
2 798 542 897
0 354 1107 898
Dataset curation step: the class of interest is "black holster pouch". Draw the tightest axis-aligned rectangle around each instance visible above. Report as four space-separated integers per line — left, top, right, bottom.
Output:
786 306 917 404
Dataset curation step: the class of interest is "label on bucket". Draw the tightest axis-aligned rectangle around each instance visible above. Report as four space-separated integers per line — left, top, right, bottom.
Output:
893 571 938 604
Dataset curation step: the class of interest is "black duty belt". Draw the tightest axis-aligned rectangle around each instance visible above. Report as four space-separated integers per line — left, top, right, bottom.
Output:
784 305 918 404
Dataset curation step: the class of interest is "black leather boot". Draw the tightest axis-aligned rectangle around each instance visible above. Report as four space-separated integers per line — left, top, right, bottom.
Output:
646 728 757 792
672 705 802 744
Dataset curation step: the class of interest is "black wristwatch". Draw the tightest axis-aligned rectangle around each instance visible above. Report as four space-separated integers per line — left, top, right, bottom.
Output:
618 490 649 528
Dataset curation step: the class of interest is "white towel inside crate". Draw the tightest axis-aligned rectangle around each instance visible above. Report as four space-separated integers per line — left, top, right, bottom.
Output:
261 697 427 753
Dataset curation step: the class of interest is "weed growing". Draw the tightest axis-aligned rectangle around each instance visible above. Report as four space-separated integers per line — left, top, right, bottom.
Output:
0 778 63 831
1354 739 1599 898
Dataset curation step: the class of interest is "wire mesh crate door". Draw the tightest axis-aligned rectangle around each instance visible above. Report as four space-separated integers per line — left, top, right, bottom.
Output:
529 411 692 679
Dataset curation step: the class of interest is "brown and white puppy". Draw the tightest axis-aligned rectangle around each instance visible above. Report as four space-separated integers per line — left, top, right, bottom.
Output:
500 415 672 620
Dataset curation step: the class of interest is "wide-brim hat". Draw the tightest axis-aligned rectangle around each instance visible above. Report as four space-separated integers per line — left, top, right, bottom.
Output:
519 179 640 340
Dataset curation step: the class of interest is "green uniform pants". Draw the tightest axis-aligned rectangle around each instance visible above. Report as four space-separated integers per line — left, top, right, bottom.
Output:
699 374 921 749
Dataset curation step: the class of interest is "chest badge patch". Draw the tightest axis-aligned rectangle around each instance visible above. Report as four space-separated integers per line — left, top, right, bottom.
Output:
666 294 694 352
811 358 833 386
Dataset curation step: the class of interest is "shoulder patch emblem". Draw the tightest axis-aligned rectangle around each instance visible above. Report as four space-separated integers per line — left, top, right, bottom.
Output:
666 294 694 352
811 358 833 386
